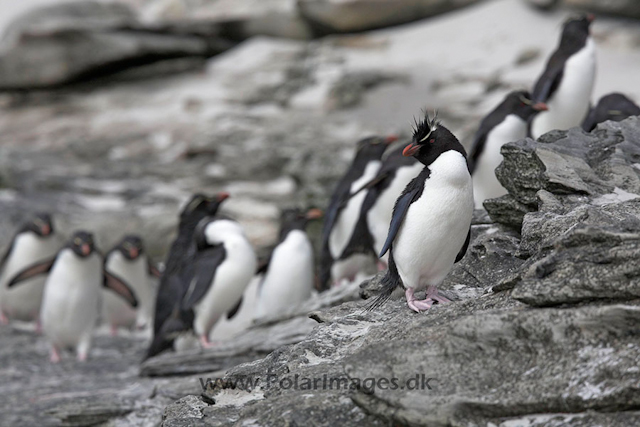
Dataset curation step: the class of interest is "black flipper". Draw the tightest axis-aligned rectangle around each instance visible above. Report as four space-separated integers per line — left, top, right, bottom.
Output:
379 169 429 258
104 271 139 308
7 257 56 288
532 52 565 103
181 245 226 311
455 229 471 263
368 249 402 310
227 297 243 320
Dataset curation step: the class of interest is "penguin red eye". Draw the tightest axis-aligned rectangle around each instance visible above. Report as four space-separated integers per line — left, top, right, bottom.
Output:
430 139 435 144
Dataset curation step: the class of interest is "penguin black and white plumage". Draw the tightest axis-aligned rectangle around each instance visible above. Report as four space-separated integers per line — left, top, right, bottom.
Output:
0 213 60 326
530 14 596 139
371 112 473 313
101 235 161 335
469 91 548 208
319 135 396 291
147 192 230 358
361 146 422 268
7 231 138 362
181 217 257 348
581 93 640 132
255 208 322 320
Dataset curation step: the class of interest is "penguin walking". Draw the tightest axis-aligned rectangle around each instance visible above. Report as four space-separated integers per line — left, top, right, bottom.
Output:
371 112 473 313
7 231 138 362
0 213 60 326
582 93 640 132
255 208 322 320
319 135 396 290
469 91 547 208
180 218 256 348
530 14 596 139
147 193 229 358
101 235 161 335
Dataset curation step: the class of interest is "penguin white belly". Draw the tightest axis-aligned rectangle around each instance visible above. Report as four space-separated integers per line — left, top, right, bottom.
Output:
256 230 314 319
193 237 256 338
41 251 101 350
473 115 528 208
532 38 596 138
0 233 59 321
102 253 154 329
328 160 381 259
368 163 423 258
393 151 473 291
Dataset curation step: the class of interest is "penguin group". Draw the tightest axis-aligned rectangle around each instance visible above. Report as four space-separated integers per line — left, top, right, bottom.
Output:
2 13 640 363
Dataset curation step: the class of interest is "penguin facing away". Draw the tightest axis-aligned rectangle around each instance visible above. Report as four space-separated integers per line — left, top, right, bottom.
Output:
319 135 396 291
255 208 322 320
581 93 640 132
7 231 138 362
101 235 161 335
148 192 229 358
469 91 547 208
181 218 257 348
531 14 596 139
371 112 473 313
0 213 60 326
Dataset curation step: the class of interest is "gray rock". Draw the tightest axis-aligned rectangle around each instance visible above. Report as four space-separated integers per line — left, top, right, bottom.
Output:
298 0 480 34
565 0 640 19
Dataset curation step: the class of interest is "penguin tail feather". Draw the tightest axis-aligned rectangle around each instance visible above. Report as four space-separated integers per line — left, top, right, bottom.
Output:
367 252 401 311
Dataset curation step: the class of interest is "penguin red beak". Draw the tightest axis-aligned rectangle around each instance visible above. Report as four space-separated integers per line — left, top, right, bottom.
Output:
129 247 139 259
41 224 51 236
305 208 323 220
217 192 230 202
81 244 91 256
533 102 548 111
384 135 399 144
402 143 420 157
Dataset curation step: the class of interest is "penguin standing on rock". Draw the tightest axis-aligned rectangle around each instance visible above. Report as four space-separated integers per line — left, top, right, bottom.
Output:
8 231 138 362
581 93 640 132
371 112 473 313
0 213 60 326
319 135 396 291
147 192 230 358
530 14 596 139
469 91 547 208
256 208 322 319
101 235 161 335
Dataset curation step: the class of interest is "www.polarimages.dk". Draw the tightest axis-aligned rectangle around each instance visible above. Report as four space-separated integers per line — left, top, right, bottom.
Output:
200 374 437 393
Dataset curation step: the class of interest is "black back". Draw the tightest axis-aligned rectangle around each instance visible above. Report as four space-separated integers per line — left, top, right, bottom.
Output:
582 93 640 132
468 91 543 174
532 15 593 103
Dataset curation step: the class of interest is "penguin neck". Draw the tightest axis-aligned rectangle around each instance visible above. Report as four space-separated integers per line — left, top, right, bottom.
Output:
415 142 468 170
278 221 307 243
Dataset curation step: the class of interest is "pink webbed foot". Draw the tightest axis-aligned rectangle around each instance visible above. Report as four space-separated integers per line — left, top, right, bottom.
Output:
35 318 42 334
0 311 9 325
199 335 215 349
405 288 434 313
426 286 451 304
109 325 118 337
50 346 61 364
377 260 387 272
77 352 88 362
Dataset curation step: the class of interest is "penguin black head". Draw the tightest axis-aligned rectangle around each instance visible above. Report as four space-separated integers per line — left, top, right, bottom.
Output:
69 231 96 258
502 91 548 120
354 135 398 161
403 112 464 166
23 212 54 237
180 192 230 221
279 208 323 239
583 93 640 132
560 14 594 50
116 235 145 260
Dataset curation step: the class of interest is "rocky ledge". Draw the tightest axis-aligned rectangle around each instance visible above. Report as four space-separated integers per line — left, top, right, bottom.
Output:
161 118 640 426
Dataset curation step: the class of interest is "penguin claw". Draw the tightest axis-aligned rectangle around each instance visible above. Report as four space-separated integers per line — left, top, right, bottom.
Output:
405 288 434 312
426 286 451 304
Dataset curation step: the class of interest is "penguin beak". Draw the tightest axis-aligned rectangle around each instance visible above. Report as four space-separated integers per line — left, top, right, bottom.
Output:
586 13 595 23
41 224 51 236
217 192 230 202
384 135 399 144
402 143 420 157
305 208 323 220
129 247 139 259
81 244 91 256
533 102 548 111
